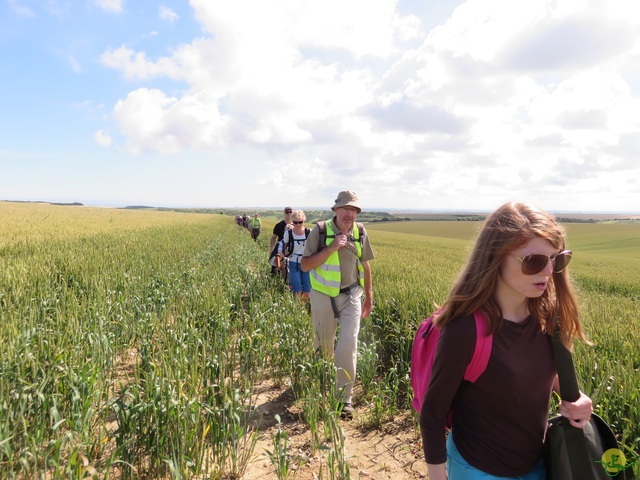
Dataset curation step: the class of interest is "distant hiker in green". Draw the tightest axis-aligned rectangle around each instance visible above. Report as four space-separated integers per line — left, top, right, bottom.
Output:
250 213 262 241
301 190 375 419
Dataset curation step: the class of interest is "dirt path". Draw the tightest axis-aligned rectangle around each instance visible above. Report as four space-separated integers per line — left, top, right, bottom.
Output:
244 380 428 479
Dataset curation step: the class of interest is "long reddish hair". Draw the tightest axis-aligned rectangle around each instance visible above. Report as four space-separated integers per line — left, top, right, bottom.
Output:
435 202 587 349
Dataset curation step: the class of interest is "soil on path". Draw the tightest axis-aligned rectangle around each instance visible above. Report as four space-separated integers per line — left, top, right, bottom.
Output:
243 379 428 480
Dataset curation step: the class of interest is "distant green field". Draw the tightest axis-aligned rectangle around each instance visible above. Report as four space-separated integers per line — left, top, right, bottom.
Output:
367 219 640 257
564 223 640 257
367 220 640 301
366 220 482 241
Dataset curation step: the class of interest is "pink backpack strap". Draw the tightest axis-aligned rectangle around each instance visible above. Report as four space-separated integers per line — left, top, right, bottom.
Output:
463 310 493 382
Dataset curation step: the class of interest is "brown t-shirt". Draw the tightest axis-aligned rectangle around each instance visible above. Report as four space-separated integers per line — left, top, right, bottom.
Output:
303 218 374 287
420 313 556 477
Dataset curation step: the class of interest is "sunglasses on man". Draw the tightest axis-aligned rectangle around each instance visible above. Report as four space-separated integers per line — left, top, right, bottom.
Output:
511 250 572 275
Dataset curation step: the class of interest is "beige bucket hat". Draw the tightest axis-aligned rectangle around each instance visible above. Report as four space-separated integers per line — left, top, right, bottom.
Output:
331 190 362 213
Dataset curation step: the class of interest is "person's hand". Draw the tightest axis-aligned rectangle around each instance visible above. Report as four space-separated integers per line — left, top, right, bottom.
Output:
330 232 349 251
362 296 373 319
426 463 446 480
558 391 593 428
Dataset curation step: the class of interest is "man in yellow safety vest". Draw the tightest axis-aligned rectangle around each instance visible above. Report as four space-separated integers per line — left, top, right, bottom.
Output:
301 190 374 419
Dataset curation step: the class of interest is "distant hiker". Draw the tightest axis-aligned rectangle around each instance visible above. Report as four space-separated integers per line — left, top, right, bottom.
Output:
419 202 592 480
269 206 293 275
242 214 250 230
235 215 243 227
277 210 311 299
301 190 374 419
250 213 262 241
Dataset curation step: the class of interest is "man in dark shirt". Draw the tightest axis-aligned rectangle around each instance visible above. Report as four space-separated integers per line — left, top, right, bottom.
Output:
270 207 293 274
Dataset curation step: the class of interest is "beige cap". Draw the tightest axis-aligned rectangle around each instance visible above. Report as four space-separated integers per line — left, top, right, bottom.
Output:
331 190 361 213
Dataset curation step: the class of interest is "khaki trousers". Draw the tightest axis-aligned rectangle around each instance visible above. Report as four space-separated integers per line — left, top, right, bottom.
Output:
309 286 363 403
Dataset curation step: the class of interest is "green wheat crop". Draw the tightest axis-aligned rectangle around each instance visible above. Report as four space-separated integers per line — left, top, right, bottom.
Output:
1 202 638 478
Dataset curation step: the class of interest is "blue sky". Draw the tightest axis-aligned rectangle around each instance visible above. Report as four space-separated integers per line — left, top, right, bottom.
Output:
1 0 639 213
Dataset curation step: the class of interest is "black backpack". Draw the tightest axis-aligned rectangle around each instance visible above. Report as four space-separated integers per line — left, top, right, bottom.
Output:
282 227 310 257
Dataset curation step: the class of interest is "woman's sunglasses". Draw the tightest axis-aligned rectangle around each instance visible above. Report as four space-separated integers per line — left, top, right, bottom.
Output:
292 221 304 225
511 250 572 275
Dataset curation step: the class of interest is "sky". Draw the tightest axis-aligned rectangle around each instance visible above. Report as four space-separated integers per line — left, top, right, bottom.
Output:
1 0 639 213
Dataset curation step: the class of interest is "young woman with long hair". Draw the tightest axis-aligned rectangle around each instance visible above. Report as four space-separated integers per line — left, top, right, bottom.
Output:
421 202 593 480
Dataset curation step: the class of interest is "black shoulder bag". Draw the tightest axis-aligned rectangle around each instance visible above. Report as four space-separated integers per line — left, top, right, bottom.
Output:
546 332 630 479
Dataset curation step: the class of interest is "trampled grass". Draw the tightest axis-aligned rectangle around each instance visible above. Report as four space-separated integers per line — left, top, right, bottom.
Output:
1 203 638 478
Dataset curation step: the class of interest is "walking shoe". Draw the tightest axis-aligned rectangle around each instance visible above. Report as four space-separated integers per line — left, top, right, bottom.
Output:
339 402 354 420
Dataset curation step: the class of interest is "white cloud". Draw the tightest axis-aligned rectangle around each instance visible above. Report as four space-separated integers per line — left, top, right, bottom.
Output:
113 88 227 154
94 130 112 147
158 6 178 22
190 0 419 59
100 46 180 80
100 0 640 211
96 0 123 13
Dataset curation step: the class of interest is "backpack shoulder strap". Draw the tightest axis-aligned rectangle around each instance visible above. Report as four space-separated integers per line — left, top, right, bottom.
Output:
463 310 493 382
283 229 293 256
355 222 364 241
317 221 327 251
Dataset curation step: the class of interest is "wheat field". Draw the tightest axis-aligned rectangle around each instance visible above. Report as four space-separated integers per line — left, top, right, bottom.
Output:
1 202 638 479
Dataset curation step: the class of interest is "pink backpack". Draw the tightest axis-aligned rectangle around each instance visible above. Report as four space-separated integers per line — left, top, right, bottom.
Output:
410 310 493 418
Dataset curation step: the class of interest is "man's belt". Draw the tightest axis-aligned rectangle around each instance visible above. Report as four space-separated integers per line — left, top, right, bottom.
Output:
339 282 359 294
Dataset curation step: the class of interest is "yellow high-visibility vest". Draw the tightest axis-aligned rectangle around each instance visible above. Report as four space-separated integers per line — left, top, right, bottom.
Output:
310 221 364 297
